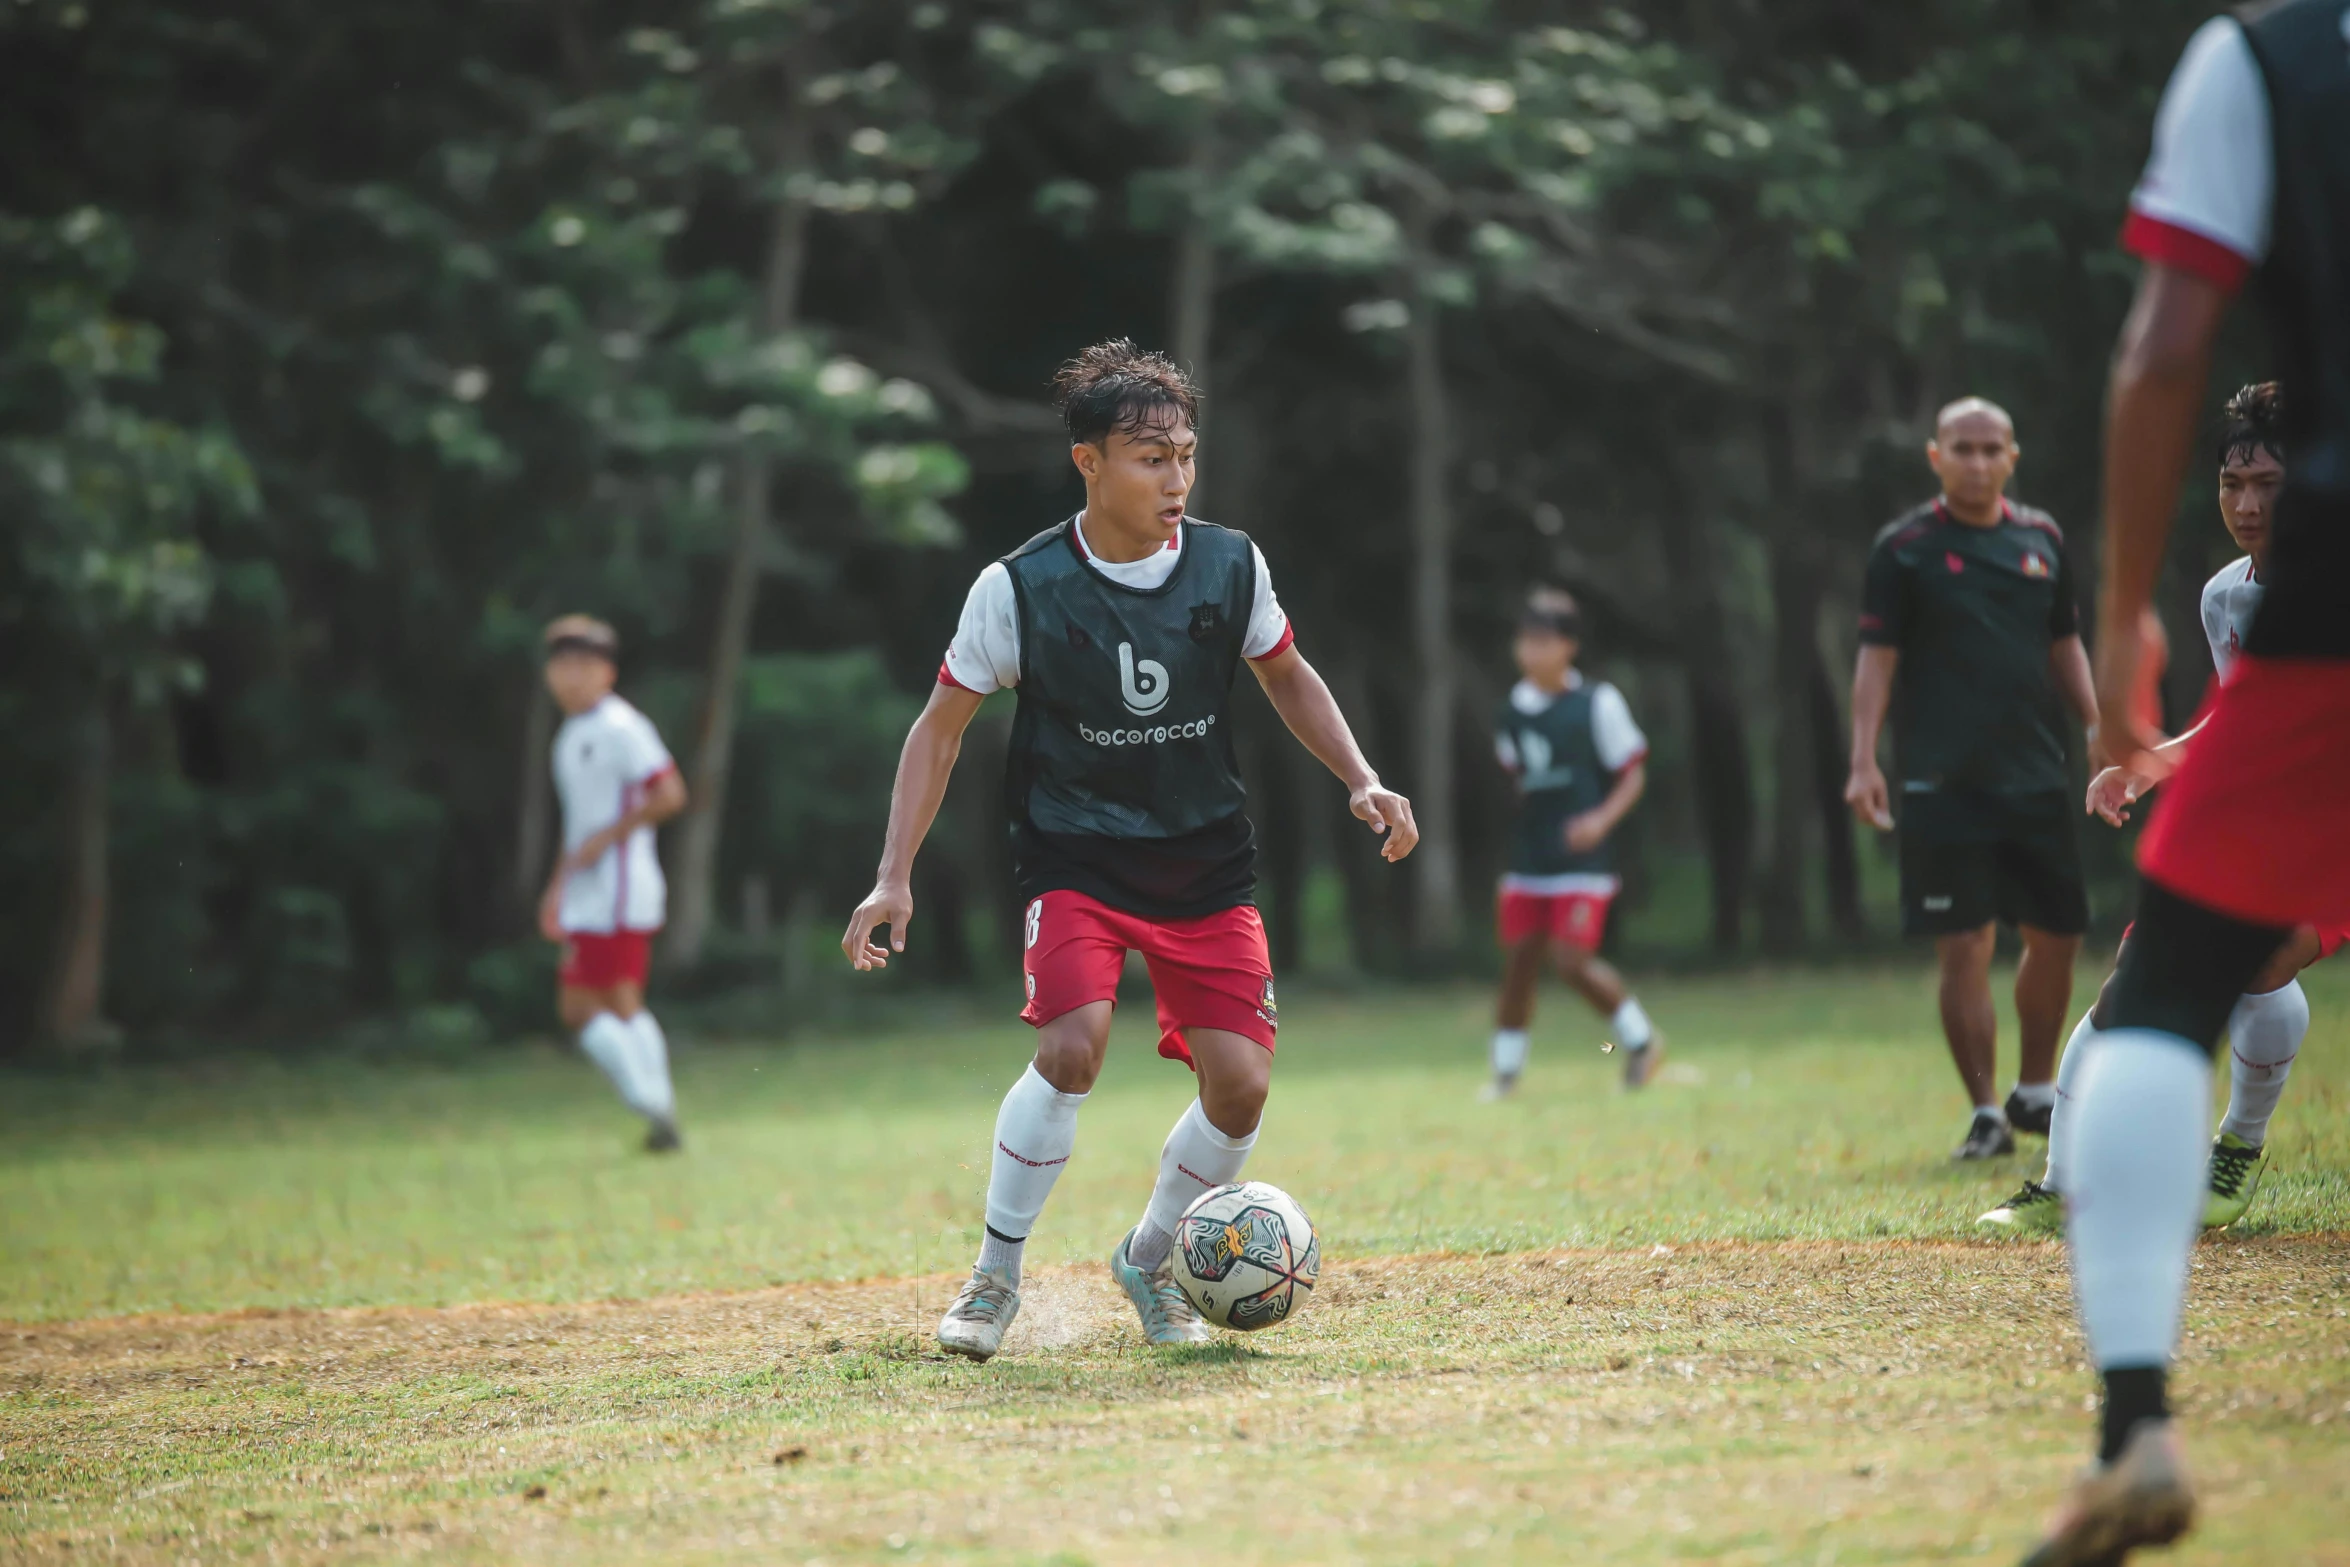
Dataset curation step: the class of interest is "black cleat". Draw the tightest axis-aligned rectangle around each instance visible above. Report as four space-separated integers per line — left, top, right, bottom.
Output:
2004 1087 2054 1137
643 1116 684 1154
1954 1110 2016 1162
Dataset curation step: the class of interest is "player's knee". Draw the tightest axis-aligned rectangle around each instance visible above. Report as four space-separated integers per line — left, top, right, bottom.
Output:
556 989 598 1032
1201 1064 1270 1137
1031 1025 1106 1094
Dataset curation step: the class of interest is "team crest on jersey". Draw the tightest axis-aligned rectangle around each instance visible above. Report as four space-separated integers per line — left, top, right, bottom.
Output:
1256 976 1278 1027
1945 552 1966 574
2020 551 2050 578
1188 601 1225 643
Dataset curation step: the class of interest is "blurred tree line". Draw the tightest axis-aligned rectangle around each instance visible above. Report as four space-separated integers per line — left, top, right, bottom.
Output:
0 0 2258 1053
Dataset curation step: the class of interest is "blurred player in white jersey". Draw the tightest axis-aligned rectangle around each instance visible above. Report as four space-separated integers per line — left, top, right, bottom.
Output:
1980 384 2339 1238
540 615 690 1151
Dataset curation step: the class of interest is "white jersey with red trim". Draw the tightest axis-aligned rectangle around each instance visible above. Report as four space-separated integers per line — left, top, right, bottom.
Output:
553 694 677 934
2124 17 2274 290
2199 555 2264 682
939 514 1291 694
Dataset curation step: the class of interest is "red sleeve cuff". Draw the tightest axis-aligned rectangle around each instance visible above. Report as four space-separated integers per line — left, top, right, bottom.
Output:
1246 622 1297 662
1611 746 1650 774
636 759 680 788
936 659 978 692
2121 210 2252 294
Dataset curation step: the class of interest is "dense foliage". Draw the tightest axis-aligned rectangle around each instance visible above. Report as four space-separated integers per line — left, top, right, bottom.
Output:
0 0 2255 1050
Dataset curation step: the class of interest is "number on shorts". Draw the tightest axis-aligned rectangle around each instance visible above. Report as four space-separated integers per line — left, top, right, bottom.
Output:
1025 898 1043 950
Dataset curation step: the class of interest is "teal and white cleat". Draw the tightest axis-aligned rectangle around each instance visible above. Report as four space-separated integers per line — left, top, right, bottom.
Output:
2201 1133 2266 1229
1979 1179 2066 1236
1109 1228 1212 1346
936 1267 1020 1362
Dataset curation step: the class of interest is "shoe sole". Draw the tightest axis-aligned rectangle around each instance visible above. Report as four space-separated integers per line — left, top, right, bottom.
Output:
1976 1211 2062 1236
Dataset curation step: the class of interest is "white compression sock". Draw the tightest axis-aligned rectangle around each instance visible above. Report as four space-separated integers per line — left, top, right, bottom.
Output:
1609 998 1654 1051
2009 1080 2056 1112
1129 1099 1259 1272
977 1065 1087 1287
1491 1028 1530 1079
2043 1010 2099 1190
2220 980 2307 1146
580 1012 658 1117
2066 1030 2210 1371
627 1010 676 1120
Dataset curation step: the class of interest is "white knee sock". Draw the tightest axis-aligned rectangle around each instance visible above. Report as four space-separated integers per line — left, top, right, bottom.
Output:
2043 1010 2099 1190
628 1010 676 1120
580 1012 658 1117
976 1065 1087 1286
1610 997 1654 1050
1129 1099 1258 1271
2066 1030 2210 1371
2220 980 2306 1146
1491 1028 1530 1079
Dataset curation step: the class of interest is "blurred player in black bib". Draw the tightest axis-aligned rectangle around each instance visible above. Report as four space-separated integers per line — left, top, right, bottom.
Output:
2020 4 2350 1562
1481 589 1661 1096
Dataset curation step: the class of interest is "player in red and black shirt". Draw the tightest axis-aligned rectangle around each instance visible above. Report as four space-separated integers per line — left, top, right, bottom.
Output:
2021 4 2350 1561
1846 400 2102 1163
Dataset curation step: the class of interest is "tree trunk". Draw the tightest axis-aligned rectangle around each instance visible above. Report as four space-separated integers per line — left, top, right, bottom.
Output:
511 680 556 924
1652 496 1753 952
664 71 815 969
1402 237 1462 957
1759 535 1820 953
42 701 111 1046
1809 643 1864 937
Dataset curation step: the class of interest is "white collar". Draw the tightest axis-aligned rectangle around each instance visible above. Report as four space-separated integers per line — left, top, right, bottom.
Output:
1074 511 1181 566
1509 672 1583 714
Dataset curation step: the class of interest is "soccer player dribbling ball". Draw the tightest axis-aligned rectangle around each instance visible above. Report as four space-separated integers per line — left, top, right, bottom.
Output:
1980 384 2337 1239
539 616 690 1152
840 341 1417 1362
1483 588 1663 1096
2020 4 2350 1561
1845 399 2101 1162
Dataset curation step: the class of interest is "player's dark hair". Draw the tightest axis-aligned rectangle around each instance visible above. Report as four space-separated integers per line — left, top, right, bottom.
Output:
1052 338 1200 445
2218 381 2286 469
542 613 619 663
1518 587 1582 641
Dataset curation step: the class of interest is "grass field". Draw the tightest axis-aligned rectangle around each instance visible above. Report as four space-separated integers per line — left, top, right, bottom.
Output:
5 965 2349 1564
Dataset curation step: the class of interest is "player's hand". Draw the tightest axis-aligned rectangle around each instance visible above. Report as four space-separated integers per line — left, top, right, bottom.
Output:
565 826 620 872
1844 761 1894 832
2085 764 2154 827
537 878 565 942
1563 811 1610 855
1350 781 1419 862
842 881 913 970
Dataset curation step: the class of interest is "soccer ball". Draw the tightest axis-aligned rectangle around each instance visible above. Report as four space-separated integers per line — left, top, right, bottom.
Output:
1170 1180 1320 1332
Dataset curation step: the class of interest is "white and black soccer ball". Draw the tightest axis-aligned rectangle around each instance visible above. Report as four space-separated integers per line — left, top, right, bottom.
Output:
1170 1180 1319 1333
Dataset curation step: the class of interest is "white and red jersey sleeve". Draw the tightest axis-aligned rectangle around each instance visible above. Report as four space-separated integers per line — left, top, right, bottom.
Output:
937 534 1292 694
2124 17 2274 292
1589 682 1649 772
552 694 675 934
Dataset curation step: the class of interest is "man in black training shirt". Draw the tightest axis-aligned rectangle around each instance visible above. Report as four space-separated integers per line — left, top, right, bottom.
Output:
1846 398 2100 1162
843 340 1418 1363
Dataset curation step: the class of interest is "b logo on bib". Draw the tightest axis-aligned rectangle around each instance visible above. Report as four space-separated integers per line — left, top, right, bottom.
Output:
1118 641 1171 716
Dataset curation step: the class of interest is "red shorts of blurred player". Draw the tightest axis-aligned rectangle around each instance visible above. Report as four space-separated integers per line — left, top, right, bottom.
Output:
1495 883 1616 951
1019 889 1275 1068
560 929 655 989
2139 655 2350 933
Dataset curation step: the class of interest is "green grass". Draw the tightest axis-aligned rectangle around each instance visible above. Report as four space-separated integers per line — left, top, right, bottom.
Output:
5 965 2347 1323
4 964 2348 1565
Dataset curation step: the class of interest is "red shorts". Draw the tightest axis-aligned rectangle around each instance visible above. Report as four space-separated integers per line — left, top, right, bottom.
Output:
1496 885 1615 950
2139 656 2350 930
559 929 655 989
1019 890 1276 1068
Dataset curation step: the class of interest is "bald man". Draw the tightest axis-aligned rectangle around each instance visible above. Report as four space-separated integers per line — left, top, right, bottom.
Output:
1846 400 2101 1161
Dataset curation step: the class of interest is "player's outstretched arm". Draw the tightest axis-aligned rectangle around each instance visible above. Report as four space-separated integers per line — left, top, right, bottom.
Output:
1844 645 1898 831
842 683 987 970
1248 646 1418 863
2096 262 2231 770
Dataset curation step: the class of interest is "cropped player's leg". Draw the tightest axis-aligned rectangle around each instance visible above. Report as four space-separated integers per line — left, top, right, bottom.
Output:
2204 926 2317 1227
562 977 663 1126
1555 940 1661 1088
602 978 682 1152
2009 925 2079 1135
1486 932 1546 1097
1935 923 2011 1159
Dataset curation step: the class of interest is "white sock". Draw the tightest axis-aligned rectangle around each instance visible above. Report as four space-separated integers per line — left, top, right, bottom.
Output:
2066 1030 2210 1371
2009 1080 2056 1111
2044 1011 2099 1190
627 1011 676 1120
580 1012 657 1117
1129 1099 1258 1272
1609 998 1654 1051
1491 1028 1529 1079
977 1065 1087 1286
2220 979 2306 1146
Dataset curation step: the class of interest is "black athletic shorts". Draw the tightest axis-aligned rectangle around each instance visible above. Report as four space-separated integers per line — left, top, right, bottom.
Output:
1896 787 2088 938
